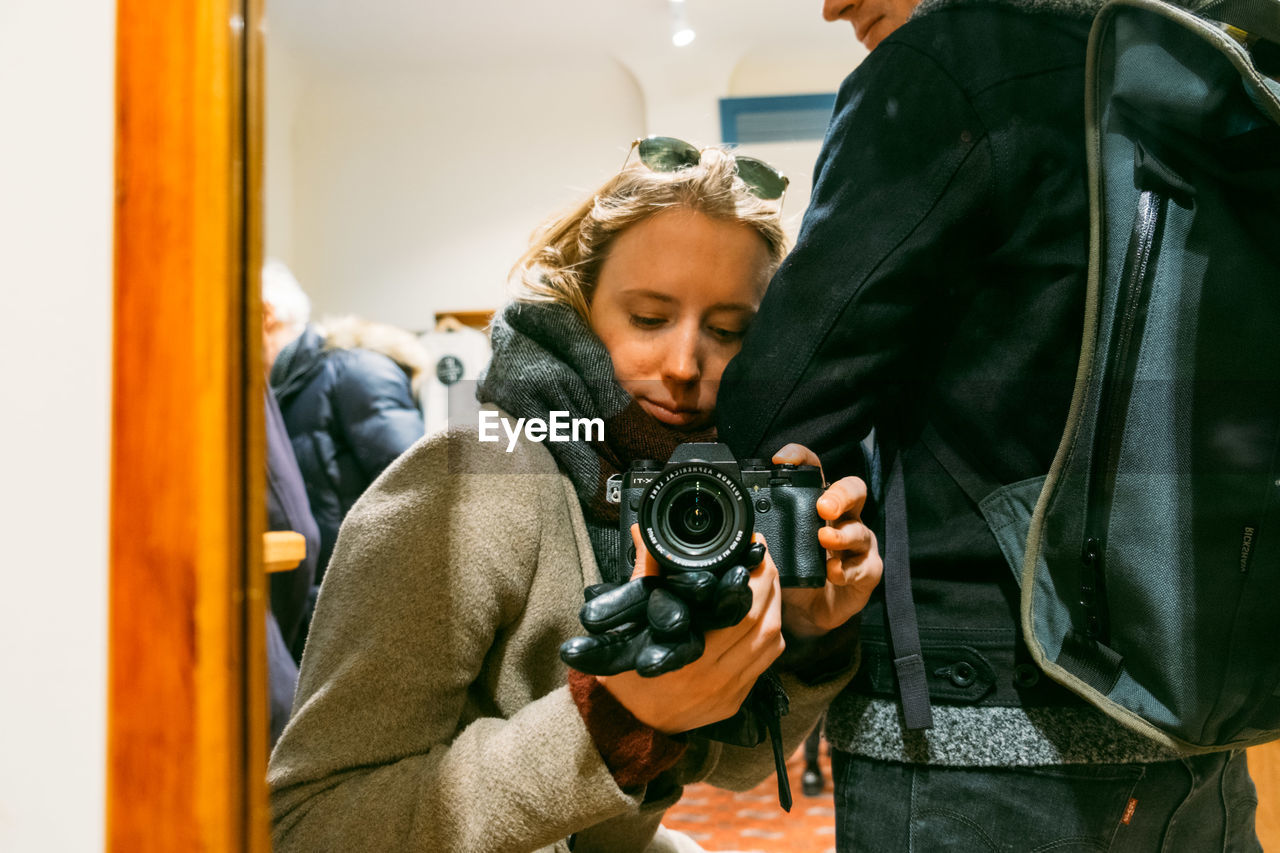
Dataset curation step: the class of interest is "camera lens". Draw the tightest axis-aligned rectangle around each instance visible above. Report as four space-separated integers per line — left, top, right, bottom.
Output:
666 486 725 548
641 465 752 573
655 478 736 559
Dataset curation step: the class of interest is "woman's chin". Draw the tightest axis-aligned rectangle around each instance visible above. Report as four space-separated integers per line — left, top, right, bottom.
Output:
637 398 711 431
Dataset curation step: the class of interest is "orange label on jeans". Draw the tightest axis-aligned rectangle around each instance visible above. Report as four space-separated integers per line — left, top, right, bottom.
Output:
1121 798 1138 825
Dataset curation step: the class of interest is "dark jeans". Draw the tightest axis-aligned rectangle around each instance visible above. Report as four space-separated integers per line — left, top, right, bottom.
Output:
832 749 1261 852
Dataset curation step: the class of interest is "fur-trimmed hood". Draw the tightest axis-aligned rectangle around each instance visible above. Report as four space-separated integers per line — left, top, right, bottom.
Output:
315 315 432 397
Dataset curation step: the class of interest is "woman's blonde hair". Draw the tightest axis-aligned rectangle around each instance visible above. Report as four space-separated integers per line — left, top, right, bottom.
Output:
512 146 788 319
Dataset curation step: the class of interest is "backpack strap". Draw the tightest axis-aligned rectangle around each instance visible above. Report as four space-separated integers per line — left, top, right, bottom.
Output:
882 439 934 730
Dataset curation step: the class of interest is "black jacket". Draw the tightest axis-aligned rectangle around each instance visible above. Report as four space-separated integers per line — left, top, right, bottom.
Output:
719 6 1093 704
266 387 321 654
271 326 425 587
265 387 320 743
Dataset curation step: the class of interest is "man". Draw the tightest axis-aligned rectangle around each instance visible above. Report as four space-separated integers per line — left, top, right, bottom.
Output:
718 1 1262 849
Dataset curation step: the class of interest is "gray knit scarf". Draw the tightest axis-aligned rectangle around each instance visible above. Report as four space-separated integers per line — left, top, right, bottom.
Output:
477 300 715 584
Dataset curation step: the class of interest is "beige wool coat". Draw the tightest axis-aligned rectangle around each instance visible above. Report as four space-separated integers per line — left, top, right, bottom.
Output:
269 409 854 852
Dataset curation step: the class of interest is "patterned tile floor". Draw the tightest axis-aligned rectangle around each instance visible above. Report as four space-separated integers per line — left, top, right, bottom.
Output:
662 739 837 853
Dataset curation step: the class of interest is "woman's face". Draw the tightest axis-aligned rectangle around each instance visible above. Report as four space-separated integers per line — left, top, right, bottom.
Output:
589 207 773 431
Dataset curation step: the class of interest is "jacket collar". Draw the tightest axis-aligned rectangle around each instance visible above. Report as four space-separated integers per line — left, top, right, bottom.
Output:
911 0 1109 21
912 0 1208 21
269 325 328 404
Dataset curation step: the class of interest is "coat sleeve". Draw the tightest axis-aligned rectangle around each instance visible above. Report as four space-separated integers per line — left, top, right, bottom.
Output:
265 387 321 651
716 42 996 480
268 435 644 853
331 349 426 481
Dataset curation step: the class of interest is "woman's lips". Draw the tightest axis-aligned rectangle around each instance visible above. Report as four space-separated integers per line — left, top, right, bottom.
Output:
637 397 706 428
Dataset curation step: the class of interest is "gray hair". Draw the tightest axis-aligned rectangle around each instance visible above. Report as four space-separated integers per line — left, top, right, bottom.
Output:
262 258 312 333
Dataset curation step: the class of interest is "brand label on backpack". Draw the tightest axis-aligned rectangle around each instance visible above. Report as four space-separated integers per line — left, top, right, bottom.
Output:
1240 526 1256 573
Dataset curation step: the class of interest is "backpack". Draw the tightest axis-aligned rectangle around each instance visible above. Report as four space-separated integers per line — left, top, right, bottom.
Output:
885 0 1280 751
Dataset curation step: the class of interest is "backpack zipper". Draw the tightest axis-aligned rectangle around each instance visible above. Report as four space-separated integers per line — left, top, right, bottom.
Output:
1080 188 1166 643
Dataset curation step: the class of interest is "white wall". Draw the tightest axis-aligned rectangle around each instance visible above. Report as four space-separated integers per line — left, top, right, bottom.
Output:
269 55 646 330
264 36 867 328
0 1 114 851
266 34 303 265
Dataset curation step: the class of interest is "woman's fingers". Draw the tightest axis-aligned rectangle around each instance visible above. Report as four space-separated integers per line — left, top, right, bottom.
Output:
597 540 787 731
635 631 706 677
579 577 651 632
771 442 823 470
629 523 661 580
818 519 875 555
816 475 867 522
663 570 719 604
559 625 647 676
825 532 882 587
704 536 783 669
647 586 691 638
817 476 875 581
712 590 785 686
734 537 780 632
701 566 753 630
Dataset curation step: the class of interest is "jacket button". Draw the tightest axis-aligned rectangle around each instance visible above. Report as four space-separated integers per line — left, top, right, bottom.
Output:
1014 664 1041 688
949 661 976 688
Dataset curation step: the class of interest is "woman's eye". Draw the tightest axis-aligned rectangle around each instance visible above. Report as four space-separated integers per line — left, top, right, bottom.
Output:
629 315 666 329
708 326 746 342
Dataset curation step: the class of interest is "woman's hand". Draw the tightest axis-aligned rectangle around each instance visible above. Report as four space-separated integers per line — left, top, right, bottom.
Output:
596 525 785 735
772 443 882 639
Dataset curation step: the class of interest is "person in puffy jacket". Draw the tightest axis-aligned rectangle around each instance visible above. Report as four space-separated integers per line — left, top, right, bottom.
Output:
263 261 427 655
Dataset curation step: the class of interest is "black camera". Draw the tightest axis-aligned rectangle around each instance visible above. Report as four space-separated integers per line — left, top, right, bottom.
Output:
613 442 827 588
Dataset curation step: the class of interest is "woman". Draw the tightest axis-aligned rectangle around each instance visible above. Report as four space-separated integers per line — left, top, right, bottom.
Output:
268 140 881 852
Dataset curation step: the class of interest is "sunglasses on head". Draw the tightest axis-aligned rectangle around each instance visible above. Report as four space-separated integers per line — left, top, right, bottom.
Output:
622 135 790 202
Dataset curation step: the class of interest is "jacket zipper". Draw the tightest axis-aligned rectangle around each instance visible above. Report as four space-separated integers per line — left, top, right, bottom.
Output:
1080 188 1166 643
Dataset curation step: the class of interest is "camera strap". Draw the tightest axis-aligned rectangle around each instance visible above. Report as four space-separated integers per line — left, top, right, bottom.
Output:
692 668 793 810
760 670 793 812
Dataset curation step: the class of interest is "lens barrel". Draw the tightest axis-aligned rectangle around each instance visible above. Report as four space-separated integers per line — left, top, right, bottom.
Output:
639 462 753 574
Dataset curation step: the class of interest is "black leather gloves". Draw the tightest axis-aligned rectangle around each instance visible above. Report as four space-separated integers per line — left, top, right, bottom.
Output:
559 542 764 678
559 540 794 810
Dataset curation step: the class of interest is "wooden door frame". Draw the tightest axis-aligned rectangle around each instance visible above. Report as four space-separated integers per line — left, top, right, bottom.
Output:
108 0 267 849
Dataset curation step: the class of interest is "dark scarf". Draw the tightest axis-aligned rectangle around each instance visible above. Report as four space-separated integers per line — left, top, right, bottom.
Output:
477 300 714 584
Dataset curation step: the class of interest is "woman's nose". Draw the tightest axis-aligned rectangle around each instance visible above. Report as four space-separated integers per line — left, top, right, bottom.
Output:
661 329 702 384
